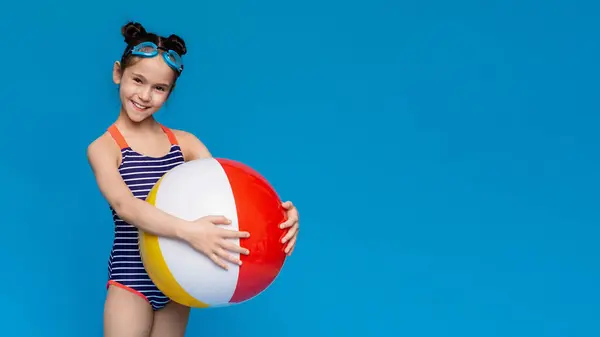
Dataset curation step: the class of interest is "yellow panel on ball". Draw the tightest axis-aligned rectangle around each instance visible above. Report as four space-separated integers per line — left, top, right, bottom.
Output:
139 176 210 308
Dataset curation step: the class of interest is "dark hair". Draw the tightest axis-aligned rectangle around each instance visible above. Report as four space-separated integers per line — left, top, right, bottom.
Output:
119 21 187 78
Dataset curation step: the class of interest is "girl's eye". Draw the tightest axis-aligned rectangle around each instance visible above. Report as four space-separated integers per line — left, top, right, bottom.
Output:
155 86 166 92
133 78 142 83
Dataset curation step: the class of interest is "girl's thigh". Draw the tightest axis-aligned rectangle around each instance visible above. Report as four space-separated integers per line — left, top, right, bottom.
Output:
104 284 154 337
150 301 191 337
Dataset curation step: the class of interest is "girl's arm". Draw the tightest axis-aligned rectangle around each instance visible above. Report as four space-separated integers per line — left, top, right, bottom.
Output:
86 133 191 239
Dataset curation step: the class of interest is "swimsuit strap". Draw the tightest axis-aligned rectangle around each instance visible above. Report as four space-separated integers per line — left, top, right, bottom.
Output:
107 124 129 150
159 124 179 145
108 123 178 149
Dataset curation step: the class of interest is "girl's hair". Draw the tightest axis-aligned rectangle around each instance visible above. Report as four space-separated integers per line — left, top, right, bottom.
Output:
119 21 188 77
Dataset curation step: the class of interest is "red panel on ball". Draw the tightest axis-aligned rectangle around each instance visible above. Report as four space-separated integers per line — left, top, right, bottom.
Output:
217 158 287 303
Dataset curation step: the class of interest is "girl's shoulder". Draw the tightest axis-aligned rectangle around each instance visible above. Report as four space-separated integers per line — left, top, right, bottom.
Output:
86 129 122 169
88 123 128 152
169 128 195 142
166 127 212 160
87 128 121 153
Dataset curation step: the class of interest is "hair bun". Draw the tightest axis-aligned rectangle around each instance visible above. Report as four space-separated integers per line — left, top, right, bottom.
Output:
166 34 187 56
121 22 147 44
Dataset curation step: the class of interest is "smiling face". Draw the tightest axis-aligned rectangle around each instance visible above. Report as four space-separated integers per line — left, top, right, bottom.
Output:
113 55 177 123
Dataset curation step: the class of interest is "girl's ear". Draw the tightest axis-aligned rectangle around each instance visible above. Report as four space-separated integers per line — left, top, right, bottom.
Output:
113 61 122 84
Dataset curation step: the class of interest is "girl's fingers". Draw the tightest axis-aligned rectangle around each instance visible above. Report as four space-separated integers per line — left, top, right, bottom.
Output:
281 225 298 244
221 241 250 255
285 235 297 255
215 248 242 266
209 253 229 270
219 228 250 238
279 218 296 229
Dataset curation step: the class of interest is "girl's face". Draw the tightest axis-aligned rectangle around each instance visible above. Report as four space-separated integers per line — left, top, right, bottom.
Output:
113 55 176 123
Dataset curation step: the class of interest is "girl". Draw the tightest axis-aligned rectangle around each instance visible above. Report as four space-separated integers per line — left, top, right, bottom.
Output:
87 22 300 337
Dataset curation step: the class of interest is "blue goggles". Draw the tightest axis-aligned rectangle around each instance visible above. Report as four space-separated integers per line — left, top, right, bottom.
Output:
127 41 184 73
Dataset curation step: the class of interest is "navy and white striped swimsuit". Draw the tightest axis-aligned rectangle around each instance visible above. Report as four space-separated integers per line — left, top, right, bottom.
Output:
106 124 185 311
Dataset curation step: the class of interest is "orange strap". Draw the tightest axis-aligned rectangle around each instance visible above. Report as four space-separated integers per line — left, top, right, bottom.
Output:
108 124 178 149
107 125 129 149
160 124 179 145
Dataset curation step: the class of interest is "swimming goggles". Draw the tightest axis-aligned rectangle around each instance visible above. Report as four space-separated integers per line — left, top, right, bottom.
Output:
127 41 184 73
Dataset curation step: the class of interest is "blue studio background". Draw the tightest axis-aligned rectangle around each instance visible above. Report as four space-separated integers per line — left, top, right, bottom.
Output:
0 1 598 336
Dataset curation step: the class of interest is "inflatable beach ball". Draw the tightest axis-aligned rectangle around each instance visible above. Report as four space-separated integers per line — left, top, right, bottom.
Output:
139 157 288 308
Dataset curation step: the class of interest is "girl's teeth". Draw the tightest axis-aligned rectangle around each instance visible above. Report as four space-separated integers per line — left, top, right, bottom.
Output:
133 101 147 109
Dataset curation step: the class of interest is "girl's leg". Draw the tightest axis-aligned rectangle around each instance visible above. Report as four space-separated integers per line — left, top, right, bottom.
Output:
150 301 191 337
104 284 154 337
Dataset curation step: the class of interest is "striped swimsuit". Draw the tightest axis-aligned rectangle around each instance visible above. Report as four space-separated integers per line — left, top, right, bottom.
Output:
106 124 185 311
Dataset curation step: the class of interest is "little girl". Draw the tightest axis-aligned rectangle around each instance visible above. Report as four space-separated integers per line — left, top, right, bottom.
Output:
87 22 300 337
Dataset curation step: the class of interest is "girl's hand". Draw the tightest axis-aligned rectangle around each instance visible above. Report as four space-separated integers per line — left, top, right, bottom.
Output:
180 216 250 270
279 201 300 256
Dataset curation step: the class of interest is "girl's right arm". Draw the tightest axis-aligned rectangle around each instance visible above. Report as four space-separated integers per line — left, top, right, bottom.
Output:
86 133 249 269
86 134 191 239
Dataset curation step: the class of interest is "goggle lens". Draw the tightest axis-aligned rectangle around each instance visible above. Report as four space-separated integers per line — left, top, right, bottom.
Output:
128 42 183 73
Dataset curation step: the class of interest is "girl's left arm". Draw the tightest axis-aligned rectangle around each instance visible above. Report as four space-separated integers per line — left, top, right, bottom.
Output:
173 130 212 161
174 129 300 256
